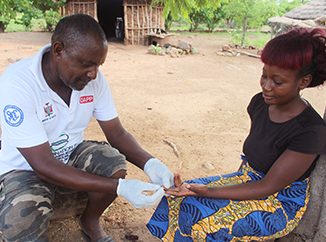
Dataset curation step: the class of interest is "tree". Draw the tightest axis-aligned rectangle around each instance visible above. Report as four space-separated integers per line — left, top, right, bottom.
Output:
15 0 66 32
0 0 66 33
152 0 224 19
188 7 206 32
188 5 225 32
223 0 278 46
0 0 14 32
202 5 225 32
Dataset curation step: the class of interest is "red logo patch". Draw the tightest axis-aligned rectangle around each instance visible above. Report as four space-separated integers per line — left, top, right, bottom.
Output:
80 95 94 104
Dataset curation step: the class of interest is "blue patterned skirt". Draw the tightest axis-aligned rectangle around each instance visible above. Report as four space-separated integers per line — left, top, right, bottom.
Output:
147 157 310 242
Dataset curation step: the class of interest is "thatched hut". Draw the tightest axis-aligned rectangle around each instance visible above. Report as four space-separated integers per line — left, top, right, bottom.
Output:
284 0 326 20
268 0 326 38
59 0 165 45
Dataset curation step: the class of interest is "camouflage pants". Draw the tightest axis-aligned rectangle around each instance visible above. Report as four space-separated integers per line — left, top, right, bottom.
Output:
0 141 127 242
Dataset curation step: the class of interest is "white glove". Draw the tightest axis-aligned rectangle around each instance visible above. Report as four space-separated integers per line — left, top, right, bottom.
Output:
144 158 174 188
116 178 165 208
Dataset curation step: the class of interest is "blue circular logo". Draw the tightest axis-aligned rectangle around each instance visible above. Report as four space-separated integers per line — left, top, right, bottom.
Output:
3 105 24 127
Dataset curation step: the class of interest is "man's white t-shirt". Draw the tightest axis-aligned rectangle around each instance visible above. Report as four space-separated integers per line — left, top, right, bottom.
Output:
0 45 118 175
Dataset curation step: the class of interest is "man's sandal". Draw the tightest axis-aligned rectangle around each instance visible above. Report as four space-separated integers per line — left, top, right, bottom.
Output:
81 230 115 242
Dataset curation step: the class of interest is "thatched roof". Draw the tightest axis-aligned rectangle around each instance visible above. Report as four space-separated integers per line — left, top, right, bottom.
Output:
268 16 326 29
284 0 326 20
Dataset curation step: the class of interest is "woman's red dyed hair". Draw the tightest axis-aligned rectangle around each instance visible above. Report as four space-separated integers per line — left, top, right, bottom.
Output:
261 28 326 87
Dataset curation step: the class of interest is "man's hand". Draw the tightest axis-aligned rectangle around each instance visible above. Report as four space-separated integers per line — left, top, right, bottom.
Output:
116 178 165 208
144 158 174 188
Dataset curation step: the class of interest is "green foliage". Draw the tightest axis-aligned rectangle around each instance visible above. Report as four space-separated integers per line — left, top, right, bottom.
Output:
0 0 14 20
277 0 311 16
188 7 205 32
152 44 166 55
15 1 43 29
164 12 175 32
222 0 279 45
230 30 270 48
152 0 224 19
202 5 225 32
0 0 15 31
1 0 66 32
188 4 225 32
43 9 64 32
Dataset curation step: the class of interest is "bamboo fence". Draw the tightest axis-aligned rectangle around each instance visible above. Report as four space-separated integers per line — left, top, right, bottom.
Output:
63 0 98 21
123 0 165 45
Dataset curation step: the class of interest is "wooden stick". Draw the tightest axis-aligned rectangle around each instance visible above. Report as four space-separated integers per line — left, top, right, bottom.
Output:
237 51 260 58
163 139 184 173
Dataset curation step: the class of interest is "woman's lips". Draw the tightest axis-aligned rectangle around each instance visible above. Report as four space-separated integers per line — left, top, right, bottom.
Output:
263 93 273 100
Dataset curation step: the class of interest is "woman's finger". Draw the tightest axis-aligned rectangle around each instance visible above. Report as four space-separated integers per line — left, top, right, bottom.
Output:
174 173 183 187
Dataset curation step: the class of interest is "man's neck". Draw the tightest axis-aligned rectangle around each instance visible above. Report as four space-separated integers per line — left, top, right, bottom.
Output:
42 51 72 106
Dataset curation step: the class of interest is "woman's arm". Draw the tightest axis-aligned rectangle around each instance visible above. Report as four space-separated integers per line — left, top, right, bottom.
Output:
166 149 317 200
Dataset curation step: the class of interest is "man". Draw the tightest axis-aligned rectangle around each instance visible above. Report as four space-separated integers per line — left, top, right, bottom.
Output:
0 14 173 242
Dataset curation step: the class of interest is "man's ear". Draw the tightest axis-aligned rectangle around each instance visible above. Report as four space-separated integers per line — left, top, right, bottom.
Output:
52 41 64 58
300 74 312 90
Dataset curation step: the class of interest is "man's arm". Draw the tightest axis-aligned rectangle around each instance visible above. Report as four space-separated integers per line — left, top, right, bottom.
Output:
18 142 118 193
18 142 165 208
98 117 174 188
97 117 153 169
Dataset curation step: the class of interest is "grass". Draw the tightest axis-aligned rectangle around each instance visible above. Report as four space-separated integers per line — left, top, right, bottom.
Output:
169 20 271 49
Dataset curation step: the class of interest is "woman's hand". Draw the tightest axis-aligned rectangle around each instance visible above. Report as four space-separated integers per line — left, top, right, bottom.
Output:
164 173 208 197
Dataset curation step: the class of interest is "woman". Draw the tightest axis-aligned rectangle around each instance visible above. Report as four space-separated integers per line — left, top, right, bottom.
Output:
147 28 326 241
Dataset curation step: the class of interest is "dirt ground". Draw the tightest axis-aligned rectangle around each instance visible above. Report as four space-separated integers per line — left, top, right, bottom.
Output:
1 31 326 242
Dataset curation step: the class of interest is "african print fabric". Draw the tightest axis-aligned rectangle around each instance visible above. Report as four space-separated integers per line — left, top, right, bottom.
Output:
147 157 310 242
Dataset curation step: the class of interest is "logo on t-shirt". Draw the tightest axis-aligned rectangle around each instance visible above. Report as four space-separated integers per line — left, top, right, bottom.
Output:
51 134 78 163
51 133 69 152
44 102 53 117
80 95 94 104
3 105 24 127
42 102 56 122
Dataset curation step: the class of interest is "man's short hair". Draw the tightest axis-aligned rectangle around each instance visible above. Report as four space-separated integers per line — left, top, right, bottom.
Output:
51 14 107 51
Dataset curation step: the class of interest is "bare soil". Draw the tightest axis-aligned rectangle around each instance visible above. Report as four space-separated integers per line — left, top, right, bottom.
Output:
1 31 326 242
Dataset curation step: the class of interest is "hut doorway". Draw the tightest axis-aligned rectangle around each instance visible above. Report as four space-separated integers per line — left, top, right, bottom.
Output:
97 0 124 42
61 0 165 45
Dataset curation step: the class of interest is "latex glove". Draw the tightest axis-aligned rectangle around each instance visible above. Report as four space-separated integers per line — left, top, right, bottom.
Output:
116 178 165 208
144 158 174 188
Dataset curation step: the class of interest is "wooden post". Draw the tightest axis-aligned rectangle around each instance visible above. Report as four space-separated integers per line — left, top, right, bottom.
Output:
142 4 145 45
156 7 159 31
161 8 164 30
124 5 128 45
145 3 149 35
137 5 140 44
150 6 153 33
94 0 98 21
131 6 134 45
